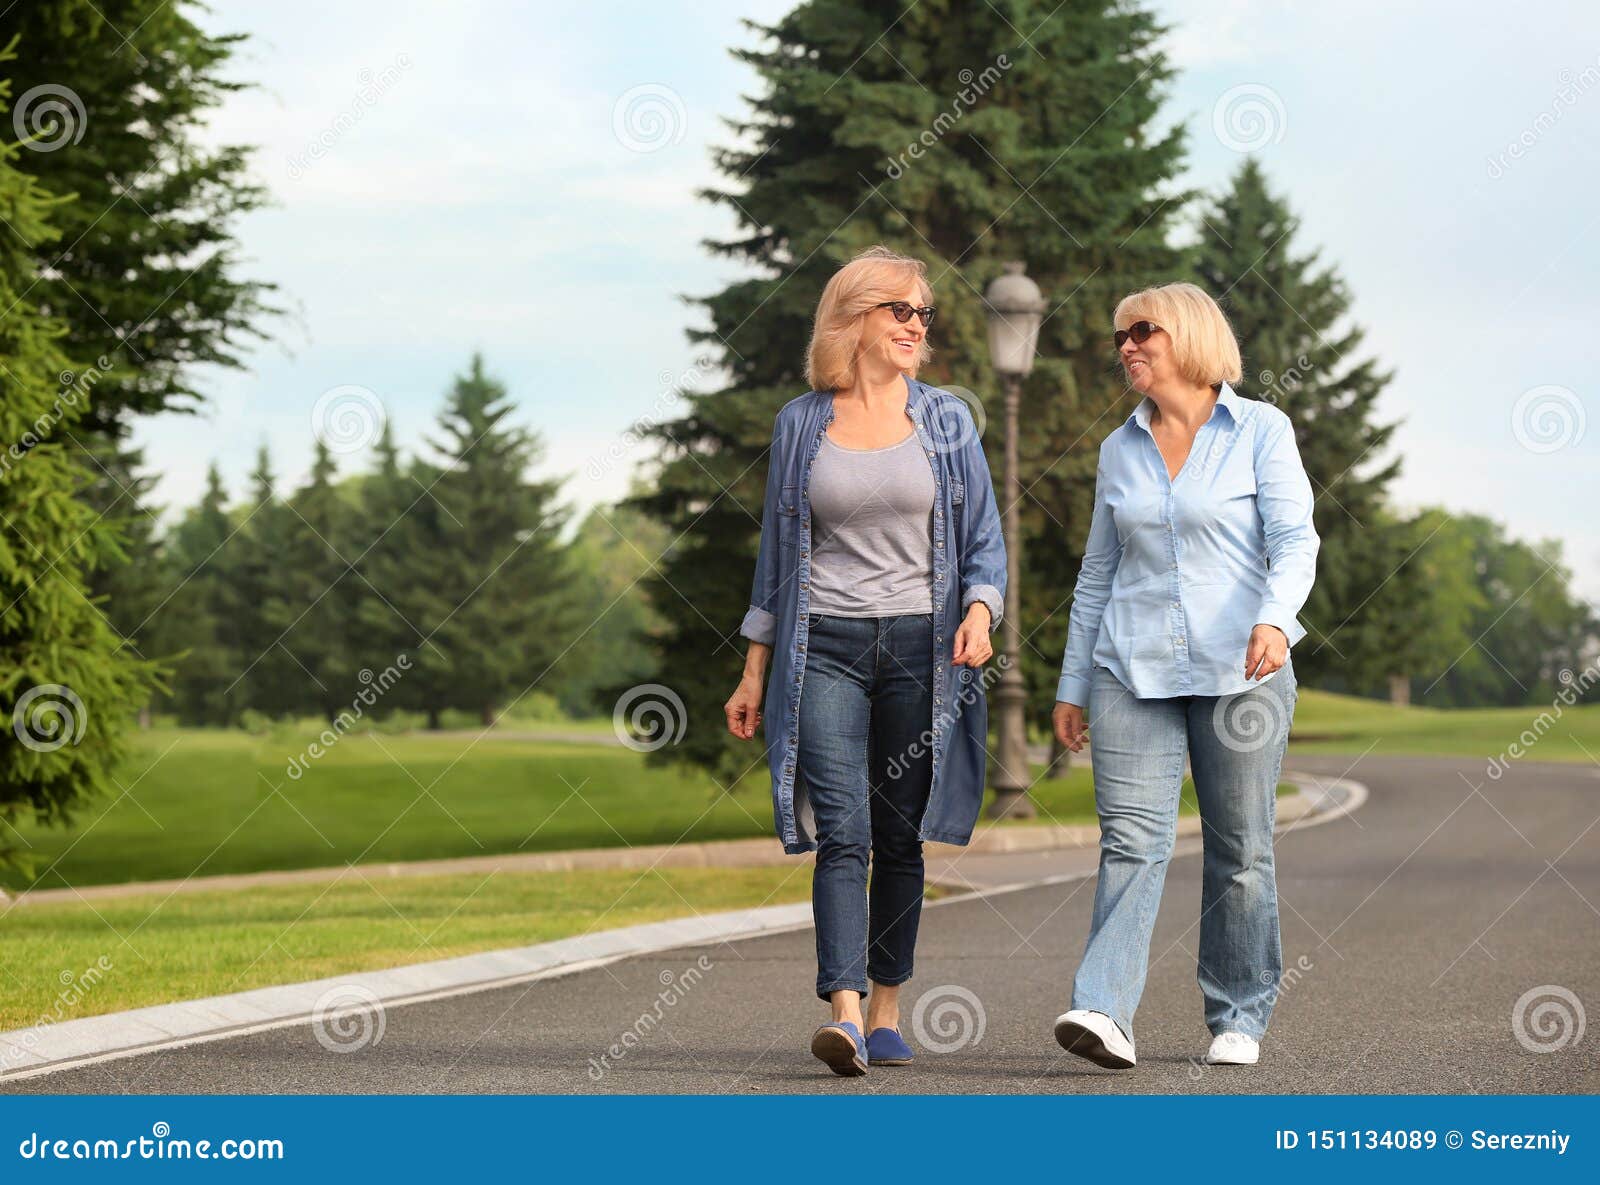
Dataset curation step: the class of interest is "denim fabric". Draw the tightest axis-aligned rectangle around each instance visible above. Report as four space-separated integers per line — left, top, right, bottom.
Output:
799 613 935 1000
1057 383 1320 704
738 374 1007 854
1071 659 1297 1042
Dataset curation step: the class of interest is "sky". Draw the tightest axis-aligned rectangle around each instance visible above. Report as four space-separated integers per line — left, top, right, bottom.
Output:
143 0 1600 601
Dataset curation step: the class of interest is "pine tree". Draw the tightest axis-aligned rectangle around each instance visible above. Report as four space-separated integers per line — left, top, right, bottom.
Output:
0 6 274 426
228 447 305 717
354 420 446 725
283 440 365 721
422 355 576 726
634 0 1188 780
159 465 242 725
79 435 167 725
1193 159 1402 687
0 66 154 864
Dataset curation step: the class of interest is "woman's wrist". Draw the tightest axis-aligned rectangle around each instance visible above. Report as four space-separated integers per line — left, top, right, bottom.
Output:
742 642 772 682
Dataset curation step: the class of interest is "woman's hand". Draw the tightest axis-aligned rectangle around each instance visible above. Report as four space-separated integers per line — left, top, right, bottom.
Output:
951 602 993 667
725 673 764 740
1053 701 1088 752
1244 623 1288 680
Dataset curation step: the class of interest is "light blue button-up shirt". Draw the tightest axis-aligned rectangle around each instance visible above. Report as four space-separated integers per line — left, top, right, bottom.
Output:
1057 382 1319 704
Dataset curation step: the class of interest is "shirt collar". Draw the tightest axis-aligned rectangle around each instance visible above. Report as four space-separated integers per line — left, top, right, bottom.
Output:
1130 380 1241 431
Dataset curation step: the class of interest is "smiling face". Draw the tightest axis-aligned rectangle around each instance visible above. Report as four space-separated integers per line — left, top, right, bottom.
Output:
861 282 929 375
1117 318 1173 394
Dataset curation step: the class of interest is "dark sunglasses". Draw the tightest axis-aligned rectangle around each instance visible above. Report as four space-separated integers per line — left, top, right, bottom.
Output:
1113 320 1161 350
877 301 937 327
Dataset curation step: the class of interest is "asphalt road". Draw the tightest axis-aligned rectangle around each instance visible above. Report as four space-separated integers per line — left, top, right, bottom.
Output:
7 754 1598 1095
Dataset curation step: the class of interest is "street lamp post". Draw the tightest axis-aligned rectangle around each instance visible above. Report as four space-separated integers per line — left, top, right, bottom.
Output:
983 261 1045 820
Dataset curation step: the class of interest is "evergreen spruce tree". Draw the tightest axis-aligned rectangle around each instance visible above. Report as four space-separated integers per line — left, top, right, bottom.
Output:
634 0 1188 780
160 465 242 725
0 6 274 426
423 355 576 726
282 440 365 721
354 421 446 726
79 436 167 725
229 447 303 717
0 72 154 861
1193 159 1401 686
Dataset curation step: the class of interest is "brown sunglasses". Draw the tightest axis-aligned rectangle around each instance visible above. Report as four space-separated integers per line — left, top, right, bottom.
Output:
1113 320 1162 350
877 301 937 327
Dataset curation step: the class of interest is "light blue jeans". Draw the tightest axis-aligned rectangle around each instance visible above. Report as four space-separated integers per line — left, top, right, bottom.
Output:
1071 660 1297 1043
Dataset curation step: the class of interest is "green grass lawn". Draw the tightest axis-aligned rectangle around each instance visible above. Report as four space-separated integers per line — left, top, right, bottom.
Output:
2 727 782 893
0 866 813 1031
1288 687 1600 763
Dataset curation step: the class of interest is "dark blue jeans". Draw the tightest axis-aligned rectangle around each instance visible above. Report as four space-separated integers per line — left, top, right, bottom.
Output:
797 612 935 1001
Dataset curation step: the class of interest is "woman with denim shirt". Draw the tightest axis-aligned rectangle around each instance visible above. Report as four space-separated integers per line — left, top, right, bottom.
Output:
725 246 1006 1078
1051 282 1319 1071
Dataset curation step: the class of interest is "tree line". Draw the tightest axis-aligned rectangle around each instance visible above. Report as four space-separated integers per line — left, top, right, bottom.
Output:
101 356 668 731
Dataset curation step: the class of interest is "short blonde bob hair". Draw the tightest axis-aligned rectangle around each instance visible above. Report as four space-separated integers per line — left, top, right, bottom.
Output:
1113 282 1242 388
807 245 934 392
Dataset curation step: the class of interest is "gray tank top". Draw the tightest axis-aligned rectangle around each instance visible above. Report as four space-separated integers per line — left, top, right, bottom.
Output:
806 431 935 617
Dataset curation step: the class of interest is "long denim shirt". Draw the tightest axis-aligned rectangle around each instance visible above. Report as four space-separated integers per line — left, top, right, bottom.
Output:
1057 382 1319 705
741 376 1006 854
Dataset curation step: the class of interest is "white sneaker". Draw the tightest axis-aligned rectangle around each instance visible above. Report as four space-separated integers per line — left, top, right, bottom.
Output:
1203 1031 1260 1065
1052 1009 1136 1069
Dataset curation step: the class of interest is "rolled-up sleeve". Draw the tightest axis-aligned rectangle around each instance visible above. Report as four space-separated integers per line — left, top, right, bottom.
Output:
957 415 1006 634
739 416 784 647
1253 412 1320 645
1057 463 1122 706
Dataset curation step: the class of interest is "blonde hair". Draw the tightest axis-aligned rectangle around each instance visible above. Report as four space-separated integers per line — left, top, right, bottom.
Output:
1113 282 1242 387
806 246 934 391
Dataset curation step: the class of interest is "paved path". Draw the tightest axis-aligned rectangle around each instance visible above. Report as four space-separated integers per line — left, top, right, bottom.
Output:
5 754 1597 1094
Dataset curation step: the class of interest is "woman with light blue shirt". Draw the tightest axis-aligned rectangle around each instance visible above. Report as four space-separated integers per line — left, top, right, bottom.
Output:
725 246 1006 1078
1051 282 1319 1072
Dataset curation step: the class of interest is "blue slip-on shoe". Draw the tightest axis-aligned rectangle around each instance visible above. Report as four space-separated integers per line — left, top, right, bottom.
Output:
810 1021 868 1077
866 1027 915 1066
